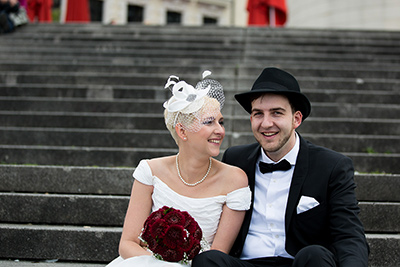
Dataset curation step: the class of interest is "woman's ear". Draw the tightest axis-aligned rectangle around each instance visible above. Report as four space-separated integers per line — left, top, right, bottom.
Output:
175 123 187 141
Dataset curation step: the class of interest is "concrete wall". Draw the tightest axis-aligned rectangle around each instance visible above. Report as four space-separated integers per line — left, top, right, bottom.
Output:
102 0 237 26
286 0 400 30
99 0 400 30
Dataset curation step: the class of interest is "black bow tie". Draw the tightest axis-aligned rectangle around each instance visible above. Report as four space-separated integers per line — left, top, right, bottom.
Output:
259 159 291 174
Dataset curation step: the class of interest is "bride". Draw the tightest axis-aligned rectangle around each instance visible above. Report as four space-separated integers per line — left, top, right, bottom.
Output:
106 71 251 266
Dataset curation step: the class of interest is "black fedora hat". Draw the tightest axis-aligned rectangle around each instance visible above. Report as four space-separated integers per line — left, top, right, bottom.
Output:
235 67 311 120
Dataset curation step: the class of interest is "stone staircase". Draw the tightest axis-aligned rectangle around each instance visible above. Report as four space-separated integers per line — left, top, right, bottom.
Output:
0 23 399 266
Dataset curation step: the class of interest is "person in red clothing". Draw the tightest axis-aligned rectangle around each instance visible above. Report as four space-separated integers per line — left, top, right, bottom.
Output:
62 0 90 23
27 0 52 22
247 0 287 26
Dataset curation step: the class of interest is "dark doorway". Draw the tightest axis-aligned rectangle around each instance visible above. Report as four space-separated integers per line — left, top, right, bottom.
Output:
89 0 103 22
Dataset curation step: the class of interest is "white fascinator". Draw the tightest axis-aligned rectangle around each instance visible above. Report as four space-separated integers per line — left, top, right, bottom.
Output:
163 70 225 133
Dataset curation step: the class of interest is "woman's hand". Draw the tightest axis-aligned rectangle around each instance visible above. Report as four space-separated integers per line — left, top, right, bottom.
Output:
9 0 19 7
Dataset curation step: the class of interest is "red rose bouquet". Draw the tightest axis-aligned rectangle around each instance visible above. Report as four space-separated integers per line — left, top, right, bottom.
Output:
139 206 205 263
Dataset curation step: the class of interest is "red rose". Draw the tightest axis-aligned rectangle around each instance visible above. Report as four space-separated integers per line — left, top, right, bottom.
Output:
144 208 164 228
161 247 185 262
186 239 201 260
181 235 195 252
164 209 186 226
140 206 203 263
193 225 203 241
147 236 159 252
163 225 186 249
185 218 200 235
181 211 193 229
141 223 152 242
150 218 169 239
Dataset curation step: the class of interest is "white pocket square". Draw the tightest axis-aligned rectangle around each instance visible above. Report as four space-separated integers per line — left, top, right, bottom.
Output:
297 196 320 214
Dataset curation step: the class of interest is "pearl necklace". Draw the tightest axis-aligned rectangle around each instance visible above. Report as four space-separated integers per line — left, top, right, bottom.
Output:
176 154 212 186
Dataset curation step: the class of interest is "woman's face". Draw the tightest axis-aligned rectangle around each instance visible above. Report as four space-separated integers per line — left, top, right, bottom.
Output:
186 108 225 157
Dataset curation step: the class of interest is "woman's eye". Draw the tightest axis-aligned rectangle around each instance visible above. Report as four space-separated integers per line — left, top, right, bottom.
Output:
202 117 216 125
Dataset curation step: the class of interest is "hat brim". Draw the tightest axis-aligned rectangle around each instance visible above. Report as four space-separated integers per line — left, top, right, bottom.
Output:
235 89 311 120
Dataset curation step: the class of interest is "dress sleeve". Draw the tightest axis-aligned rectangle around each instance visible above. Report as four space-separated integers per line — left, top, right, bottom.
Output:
132 160 153 186
226 186 251 211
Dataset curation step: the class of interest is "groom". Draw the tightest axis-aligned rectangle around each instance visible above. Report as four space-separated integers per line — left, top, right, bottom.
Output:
193 67 369 267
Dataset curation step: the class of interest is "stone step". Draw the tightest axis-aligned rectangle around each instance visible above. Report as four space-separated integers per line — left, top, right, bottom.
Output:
2 33 398 52
0 145 398 173
5 24 400 49
1 50 398 66
1 111 399 135
0 165 133 195
1 127 399 154
0 193 128 227
0 40 397 61
4 24 400 44
0 98 398 119
0 223 120 263
229 133 400 154
0 49 243 64
1 71 398 91
9 22 400 39
358 202 400 232
2 62 400 80
0 39 244 52
0 145 177 168
0 62 232 76
365 234 400 267
0 223 398 266
355 174 400 202
1 165 398 200
1 35 399 64
0 84 167 100
232 116 400 135
0 192 397 233
0 260 104 267
1 85 399 105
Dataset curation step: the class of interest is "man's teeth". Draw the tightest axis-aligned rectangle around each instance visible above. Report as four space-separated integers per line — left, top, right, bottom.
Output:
263 133 276 136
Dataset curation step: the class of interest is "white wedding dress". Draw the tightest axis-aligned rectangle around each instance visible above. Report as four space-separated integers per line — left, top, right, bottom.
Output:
106 160 251 267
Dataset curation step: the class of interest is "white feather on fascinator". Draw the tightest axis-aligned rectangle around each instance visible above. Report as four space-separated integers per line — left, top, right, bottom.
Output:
163 71 225 133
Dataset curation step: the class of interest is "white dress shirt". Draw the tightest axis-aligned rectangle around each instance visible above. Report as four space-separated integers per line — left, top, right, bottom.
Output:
241 133 300 260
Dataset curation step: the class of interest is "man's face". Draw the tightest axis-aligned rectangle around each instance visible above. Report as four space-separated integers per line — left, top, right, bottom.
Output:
250 93 302 161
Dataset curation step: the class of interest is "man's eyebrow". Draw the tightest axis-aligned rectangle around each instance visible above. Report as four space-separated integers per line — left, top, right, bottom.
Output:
251 107 286 113
270 107 286 112
251 108 263 113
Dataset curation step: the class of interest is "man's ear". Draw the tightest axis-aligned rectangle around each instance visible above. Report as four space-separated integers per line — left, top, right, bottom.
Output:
293 111 303 129
175 123 187 140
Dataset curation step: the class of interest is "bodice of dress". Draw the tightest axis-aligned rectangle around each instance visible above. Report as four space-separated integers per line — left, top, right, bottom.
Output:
133 160 251 246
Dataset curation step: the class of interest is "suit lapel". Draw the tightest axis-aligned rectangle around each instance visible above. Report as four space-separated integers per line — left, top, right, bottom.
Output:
247 145 260 192
285 135 309 233
239 144 261 242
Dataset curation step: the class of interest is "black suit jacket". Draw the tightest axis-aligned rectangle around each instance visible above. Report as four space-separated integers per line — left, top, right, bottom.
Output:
223 135 369 267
